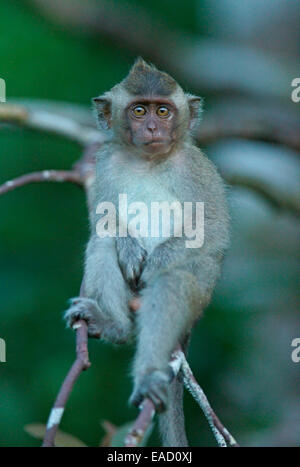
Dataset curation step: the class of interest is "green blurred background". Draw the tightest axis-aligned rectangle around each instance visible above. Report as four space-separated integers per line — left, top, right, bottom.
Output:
0 0 299 447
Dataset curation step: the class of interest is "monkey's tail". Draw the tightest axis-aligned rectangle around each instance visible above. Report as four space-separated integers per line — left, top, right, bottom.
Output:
158 376 188 447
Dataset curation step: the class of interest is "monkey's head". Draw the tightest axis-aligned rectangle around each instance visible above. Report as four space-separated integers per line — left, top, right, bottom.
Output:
93 58 202 158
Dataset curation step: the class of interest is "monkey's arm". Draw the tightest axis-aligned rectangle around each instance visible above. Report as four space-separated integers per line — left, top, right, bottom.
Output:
64 235 134 344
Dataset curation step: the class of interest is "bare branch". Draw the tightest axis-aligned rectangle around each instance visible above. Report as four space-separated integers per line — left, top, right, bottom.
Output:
0 170 82 196
125 349 239 447
124 399 156 447
198 103 300 153
0 103 102 146
42 319 91 447
179 351 239 448
225 173 300 215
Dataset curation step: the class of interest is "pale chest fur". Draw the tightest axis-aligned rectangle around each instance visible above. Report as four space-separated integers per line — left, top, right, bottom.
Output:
96 149 183 253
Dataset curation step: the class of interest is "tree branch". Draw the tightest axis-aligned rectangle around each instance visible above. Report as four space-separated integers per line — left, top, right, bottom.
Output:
42 319 91 447
124 399 156 447
0 170 82 196
0 103 101 146
125 349 239 448
225 173 300 215
179 351 239 447
198 103 300 153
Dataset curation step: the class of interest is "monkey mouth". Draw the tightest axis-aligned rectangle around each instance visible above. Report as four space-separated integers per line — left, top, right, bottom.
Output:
142 140 172 156
144 140 168 146
141 139 172 155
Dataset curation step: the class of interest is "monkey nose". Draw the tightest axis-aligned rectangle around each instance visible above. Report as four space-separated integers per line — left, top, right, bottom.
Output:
147 120 157 132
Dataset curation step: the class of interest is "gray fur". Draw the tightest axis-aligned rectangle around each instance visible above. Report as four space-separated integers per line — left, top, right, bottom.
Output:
123 57 177 96
64 61 229 446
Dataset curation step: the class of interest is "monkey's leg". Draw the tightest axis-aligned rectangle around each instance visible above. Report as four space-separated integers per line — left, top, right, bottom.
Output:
130 269 199 409
64 236 134 344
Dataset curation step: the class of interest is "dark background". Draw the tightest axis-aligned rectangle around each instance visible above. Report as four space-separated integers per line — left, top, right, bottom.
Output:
0 0 299 447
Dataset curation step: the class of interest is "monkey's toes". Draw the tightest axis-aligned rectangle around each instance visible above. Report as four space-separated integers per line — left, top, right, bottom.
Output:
64 297 102 338
129 370 171 413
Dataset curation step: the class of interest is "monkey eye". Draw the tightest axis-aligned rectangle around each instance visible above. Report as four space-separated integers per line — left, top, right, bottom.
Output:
132 105 147 117
156 106 170 117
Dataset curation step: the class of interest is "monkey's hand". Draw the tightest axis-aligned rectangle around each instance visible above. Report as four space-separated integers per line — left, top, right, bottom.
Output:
64 297 132 344
129 369 172 413
116 237 147 289
139 237 186 289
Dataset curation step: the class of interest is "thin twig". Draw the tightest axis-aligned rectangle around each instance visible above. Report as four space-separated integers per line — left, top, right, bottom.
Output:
42 319 91 447
0 170 82 196
179 351 239 447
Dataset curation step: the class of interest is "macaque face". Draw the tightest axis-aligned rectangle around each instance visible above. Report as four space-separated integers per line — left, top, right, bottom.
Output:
125 98 178 156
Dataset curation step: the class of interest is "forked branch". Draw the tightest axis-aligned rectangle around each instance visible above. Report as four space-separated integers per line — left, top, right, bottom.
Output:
125 349 239 448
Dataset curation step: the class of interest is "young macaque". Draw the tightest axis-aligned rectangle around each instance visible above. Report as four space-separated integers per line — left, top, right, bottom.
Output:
64 58 229 446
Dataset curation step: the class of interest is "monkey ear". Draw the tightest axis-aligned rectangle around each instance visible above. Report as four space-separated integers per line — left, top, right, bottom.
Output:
92 96 112 130
188 96 203 131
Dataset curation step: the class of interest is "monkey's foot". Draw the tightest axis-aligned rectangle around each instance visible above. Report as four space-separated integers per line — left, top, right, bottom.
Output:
129 370 171 413
64 297 103 338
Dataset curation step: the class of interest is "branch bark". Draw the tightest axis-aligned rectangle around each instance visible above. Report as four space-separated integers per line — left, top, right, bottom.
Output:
42 319 91 447
179 351 239 447
0 103 101 146
0 170 82 196
125 349 239 447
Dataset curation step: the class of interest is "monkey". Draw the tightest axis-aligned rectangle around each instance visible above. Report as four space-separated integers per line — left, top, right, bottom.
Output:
64 58 230 447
